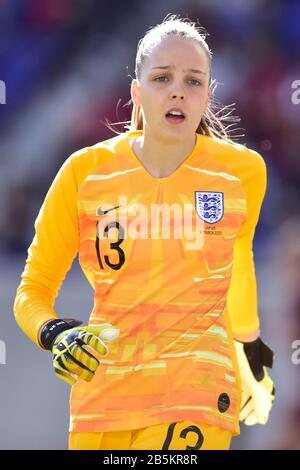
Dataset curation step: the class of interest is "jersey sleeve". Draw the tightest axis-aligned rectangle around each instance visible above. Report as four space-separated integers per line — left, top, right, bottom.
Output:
13 153 81 348
227 150 267 336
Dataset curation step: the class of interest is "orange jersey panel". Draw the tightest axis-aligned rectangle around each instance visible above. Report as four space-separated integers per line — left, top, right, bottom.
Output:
70 132 247 434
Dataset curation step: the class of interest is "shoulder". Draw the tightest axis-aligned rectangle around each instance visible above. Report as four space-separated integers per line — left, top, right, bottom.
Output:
201 135 267 184
69 133 124 164
61 132 127 183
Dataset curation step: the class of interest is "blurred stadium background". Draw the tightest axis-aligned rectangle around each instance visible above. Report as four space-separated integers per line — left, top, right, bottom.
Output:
0 0 300 449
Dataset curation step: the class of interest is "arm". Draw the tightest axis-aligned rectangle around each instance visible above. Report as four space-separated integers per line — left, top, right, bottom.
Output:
227 150 267 339
14 149 120 384
227 150 275 425
227 228 260 341
13 154 81 348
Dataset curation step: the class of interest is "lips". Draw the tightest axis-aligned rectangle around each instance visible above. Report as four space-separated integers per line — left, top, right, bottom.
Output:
165 107 186 124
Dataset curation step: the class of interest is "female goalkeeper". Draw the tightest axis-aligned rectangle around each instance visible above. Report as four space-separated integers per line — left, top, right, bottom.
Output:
14 15 274 450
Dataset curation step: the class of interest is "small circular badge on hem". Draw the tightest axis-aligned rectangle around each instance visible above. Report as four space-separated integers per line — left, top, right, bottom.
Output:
218 393 230 413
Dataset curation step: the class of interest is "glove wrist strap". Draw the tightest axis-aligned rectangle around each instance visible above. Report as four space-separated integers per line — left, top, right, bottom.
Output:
238 337 274 381
40 318 82 351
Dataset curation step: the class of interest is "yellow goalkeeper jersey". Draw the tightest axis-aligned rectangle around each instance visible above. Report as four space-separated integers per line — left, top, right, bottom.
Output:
14 130 267 435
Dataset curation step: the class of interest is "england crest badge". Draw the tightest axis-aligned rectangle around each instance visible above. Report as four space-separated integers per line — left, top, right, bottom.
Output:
195 191 224 224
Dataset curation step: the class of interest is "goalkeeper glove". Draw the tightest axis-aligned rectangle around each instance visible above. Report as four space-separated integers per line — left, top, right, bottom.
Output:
234 337 275 426
39 318 120 385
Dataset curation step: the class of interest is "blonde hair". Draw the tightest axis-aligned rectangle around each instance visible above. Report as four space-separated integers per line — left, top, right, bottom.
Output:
109 15 242 143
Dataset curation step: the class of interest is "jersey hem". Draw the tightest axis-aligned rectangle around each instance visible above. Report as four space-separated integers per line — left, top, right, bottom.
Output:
69 411 240 436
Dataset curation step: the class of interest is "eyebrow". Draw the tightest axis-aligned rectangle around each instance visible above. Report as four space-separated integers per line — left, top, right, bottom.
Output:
150 65 207 75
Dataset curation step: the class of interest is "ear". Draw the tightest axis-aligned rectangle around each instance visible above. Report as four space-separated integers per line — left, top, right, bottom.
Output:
131 79 141 106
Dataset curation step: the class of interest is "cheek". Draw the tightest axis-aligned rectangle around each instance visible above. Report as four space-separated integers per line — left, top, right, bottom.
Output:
140 88 163 117
191 90 209 112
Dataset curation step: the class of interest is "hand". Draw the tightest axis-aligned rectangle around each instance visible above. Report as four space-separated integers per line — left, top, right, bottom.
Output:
40 319 120 385
234 337 275 425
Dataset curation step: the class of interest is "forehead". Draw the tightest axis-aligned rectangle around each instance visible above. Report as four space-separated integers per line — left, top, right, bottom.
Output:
142 36 209 73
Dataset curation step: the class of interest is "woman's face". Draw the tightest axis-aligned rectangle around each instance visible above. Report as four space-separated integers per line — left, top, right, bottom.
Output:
131 35 211 143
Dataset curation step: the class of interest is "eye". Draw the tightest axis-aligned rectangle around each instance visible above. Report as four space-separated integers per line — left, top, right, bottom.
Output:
188 78 201 86
154 75 169 82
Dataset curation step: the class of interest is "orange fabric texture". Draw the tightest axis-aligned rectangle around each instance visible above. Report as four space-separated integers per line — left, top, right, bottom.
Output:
14 130 267 436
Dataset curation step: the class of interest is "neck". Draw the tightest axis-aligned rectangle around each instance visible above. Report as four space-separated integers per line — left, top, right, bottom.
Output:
132 129 197 178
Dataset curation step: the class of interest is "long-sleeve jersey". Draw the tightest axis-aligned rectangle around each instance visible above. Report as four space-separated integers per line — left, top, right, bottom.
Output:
14 130 267 435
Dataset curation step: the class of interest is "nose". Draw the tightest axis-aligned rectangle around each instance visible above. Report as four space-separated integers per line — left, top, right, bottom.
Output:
170 82 184 100
171 93 184 100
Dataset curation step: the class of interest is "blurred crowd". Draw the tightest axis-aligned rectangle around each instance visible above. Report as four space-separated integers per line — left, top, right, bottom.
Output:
0 0 300 449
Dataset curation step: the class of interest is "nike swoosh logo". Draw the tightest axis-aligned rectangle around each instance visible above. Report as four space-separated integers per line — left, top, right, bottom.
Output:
97 205 121 216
